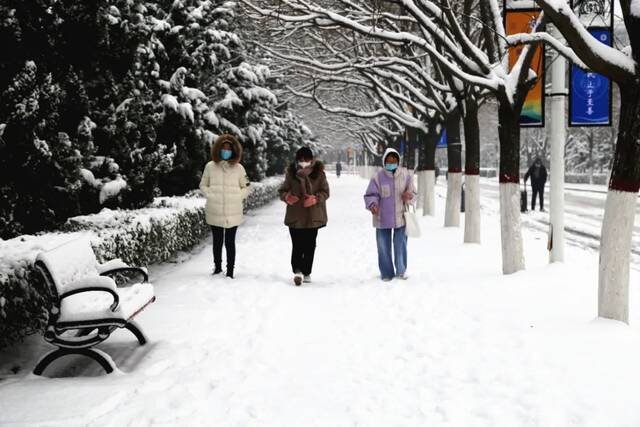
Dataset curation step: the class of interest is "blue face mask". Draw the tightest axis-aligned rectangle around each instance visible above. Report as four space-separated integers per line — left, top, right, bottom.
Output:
220 149 233 160
384 163 398 172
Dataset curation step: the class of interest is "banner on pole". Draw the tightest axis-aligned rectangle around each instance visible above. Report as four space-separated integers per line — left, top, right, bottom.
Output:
571 0 613 28
505 10 545 127
436 129 447 149
569 28 612 127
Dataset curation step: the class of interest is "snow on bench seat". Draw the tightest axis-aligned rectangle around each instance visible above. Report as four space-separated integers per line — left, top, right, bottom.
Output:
32 236 155 375
58 280 155 326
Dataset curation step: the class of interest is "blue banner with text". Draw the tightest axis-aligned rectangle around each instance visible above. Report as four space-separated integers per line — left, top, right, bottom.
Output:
569 28 612 127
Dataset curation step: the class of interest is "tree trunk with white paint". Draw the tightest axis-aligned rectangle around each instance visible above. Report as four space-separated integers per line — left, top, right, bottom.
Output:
598 190 636 322
417 170 425 208
416 125 438 217
598 85 640 323
530 0 640 316
497 96 525 274
499 182 525 274
445 172 462 227
444 110 462 227
463 97 481 243
423 170 436 216
464 175 481 243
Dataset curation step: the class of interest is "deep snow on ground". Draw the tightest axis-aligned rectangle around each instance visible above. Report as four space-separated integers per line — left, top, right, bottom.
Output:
2 174 640 427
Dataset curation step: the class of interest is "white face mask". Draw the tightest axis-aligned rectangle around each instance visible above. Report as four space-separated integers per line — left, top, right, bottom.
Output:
298 161 311 168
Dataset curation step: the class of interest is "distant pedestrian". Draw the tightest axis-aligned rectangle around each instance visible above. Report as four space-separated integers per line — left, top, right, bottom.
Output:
336 161 342 178
363 148 416 282
524 157 548 212
278 147 330 286
199 134 250 279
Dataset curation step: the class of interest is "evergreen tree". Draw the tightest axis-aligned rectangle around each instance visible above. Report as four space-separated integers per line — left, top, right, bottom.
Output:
0 0 316 237
0 62 83 238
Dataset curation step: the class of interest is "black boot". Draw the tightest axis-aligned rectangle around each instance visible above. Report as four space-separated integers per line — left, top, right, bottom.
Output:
226 266 234 279
213 264 223 275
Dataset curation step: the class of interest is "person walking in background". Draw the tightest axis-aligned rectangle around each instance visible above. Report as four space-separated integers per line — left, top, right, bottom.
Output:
279 147 330 286
364 148 416 282
199 134 250 278
524 157 548 212
336 160 342 178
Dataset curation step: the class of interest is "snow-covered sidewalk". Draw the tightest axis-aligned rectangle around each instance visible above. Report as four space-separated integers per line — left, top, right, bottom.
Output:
2 174 640 426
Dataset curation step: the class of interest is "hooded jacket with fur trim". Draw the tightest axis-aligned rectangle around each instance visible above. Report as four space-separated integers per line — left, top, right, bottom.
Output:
278 161 330 229
199 135 250 228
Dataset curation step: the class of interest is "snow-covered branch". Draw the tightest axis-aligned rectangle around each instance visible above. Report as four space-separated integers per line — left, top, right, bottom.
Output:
534 0 637 83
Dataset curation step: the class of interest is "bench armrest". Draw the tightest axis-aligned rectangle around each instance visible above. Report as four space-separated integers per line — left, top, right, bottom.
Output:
100 267 149 283
96 258 130 274
60 276 119 312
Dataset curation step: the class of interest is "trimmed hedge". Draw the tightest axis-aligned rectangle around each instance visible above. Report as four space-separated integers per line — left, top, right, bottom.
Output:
0 178 282 349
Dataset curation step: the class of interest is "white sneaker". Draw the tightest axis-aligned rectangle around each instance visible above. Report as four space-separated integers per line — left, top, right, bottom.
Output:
396 272 408 280
303 275 312 283
293 273 303 286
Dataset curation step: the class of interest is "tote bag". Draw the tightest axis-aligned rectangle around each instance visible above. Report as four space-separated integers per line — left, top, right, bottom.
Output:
404 204 421 238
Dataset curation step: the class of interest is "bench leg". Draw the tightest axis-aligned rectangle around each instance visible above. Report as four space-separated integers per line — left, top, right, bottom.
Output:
33 348 116 376
125 320 147 345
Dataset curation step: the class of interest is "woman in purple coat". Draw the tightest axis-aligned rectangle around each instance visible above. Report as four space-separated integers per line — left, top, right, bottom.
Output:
364 148 416 281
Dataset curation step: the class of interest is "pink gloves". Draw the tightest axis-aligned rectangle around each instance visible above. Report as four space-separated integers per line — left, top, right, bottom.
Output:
285 193 300 205
286 193 317 207
303 195 317 208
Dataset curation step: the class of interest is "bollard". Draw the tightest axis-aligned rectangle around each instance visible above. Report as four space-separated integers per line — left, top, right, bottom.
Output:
520 181 528 213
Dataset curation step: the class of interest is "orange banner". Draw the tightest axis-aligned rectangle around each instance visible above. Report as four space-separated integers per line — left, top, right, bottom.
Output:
506 10 545 127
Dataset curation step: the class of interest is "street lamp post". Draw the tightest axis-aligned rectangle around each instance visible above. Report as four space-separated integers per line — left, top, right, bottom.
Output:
549 26 566 263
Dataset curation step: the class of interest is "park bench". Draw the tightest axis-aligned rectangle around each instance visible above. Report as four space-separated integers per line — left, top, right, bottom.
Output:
32 237 156 375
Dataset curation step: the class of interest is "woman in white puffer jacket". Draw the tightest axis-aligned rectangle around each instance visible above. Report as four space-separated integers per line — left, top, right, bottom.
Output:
199 134 250 278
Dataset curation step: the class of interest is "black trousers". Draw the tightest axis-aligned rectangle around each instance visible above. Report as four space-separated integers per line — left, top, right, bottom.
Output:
531 186 544 211
289 228 318 276
211 226 238 268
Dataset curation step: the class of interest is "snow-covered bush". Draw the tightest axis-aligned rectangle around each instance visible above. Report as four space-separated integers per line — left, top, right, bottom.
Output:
0 253 49 352
0 0 310 238
0 178 282 349
243 177 283 212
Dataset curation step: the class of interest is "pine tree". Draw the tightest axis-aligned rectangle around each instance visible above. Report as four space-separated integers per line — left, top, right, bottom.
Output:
0 0 316 237
0 62 84 237
59 68 90 136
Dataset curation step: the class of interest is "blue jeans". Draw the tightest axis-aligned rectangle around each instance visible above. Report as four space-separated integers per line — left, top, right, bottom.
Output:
375 226 407 279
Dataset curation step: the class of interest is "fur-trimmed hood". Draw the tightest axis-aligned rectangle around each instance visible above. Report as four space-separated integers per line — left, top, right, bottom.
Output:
287 160 325 179
211 134 243 164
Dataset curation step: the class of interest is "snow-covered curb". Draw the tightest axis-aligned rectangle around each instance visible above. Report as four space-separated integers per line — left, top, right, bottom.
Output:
0 177 283 349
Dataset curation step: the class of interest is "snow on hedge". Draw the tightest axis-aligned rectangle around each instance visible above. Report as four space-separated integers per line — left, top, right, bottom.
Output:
99 177 127 204
0 177 282 349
